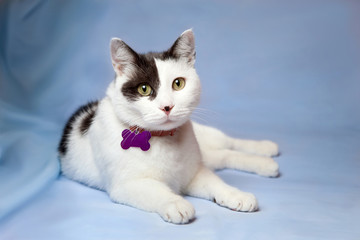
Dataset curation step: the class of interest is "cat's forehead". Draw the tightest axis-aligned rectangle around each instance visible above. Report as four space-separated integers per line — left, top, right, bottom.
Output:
154 58 189 85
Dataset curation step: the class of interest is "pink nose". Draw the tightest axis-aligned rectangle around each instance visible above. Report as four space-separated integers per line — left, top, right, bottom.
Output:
161 105 174 115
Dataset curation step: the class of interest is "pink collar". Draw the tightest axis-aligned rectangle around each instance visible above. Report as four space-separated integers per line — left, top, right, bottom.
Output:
129 126 177 137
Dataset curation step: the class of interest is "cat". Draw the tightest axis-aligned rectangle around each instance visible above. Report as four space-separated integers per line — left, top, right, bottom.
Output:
58 29 279 224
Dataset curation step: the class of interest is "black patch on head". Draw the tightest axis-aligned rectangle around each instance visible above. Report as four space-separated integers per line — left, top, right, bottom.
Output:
146 50 176 61
121 53 161 101
58 101 99 155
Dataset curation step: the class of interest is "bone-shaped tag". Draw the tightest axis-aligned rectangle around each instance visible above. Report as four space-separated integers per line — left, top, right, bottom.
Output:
121 129 151 151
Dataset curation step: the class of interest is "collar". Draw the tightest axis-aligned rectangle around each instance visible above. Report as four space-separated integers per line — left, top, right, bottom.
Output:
129 126 177 137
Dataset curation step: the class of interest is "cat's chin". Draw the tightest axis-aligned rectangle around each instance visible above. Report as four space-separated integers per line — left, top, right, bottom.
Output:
146 119 187 131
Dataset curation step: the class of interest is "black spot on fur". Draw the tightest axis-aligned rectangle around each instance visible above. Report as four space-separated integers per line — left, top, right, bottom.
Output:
121 53 161 101
80 108 96 134
58 101 99 155
145 51 176 61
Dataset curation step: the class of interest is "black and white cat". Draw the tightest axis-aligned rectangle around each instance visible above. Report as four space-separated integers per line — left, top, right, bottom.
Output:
58 29 279 224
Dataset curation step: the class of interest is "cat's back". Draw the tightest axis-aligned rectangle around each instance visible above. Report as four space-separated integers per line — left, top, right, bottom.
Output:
58 101 99 155
58 100 103 188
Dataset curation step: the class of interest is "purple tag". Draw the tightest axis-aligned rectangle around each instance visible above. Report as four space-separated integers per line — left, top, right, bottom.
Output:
121 129 151 151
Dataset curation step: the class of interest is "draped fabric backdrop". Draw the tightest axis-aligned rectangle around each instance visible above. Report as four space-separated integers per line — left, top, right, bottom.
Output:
0 0 359 239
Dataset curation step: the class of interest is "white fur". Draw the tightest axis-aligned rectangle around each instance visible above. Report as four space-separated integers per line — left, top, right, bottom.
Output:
60 30 279 224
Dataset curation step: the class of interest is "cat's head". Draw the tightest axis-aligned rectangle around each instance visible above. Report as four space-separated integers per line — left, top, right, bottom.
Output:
107 29 201 131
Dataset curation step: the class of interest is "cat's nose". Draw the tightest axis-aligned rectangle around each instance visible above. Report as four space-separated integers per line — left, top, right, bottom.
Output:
161 105 174 115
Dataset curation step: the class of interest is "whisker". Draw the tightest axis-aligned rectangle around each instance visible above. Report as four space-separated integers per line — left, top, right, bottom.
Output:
191 116 212 124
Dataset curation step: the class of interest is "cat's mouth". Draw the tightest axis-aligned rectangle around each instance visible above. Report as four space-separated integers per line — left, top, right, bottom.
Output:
158 116 178 127
142 114 187 131
139 106 192 131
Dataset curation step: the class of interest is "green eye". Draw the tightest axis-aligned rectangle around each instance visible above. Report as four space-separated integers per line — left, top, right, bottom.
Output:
137 84 152 96
172 77 185 91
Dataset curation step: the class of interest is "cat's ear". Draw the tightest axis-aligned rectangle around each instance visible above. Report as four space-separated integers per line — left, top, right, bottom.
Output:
110 38 137 76
169 29 196 66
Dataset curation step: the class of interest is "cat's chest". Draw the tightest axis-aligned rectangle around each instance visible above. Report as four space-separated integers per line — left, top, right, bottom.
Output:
121 126 197 164
116 122 201 187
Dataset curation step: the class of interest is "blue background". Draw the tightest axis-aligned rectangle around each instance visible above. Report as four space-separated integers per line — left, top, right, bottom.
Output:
1 0 359 239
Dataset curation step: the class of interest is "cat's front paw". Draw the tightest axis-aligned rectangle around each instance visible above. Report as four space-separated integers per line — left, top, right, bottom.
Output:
252 140 279 157
159 198 195 224
214 191 258 212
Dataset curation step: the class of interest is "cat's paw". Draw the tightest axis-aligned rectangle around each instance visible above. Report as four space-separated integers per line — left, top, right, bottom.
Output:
254 157 279 177
252 140 279 157
159 198 195 224
214 191 258 212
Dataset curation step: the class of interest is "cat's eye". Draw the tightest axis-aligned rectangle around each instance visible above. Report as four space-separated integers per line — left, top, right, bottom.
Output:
172 77 185 91
137 84 152 96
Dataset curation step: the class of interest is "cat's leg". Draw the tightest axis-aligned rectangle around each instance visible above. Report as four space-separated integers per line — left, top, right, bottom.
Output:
201 149 279 177
192 122 279 177
185 166 258 212
107 178 195 224
192 122 279 157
